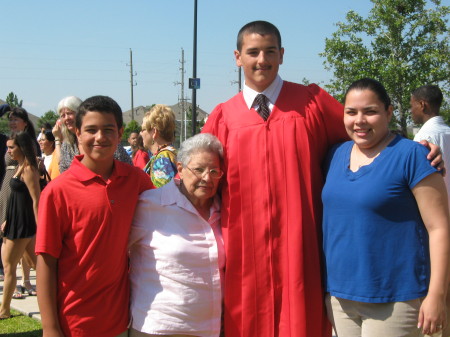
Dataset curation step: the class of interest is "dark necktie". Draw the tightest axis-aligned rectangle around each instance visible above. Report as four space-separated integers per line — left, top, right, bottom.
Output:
254 94 270 121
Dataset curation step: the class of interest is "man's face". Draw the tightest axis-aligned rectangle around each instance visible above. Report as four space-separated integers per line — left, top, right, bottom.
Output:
128 132 138 148
235 33 284 92
76 110 123 164
410 96 424 125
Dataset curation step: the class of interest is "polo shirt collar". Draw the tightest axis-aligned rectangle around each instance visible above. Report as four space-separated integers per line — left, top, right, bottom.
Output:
161 178 221 217
69 155 128 182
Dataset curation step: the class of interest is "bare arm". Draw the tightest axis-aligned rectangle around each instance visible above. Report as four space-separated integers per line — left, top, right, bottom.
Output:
22 166 40 224
37 254 65 337
412 172 450 335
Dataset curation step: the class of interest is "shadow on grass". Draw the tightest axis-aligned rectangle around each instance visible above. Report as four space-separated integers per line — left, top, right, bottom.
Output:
0 331 42 337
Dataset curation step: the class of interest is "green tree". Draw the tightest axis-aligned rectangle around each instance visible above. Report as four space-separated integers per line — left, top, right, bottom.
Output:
122 119 140 142
186 106 205 137
38 110 59 129
5 92 23 108
321 0 450 135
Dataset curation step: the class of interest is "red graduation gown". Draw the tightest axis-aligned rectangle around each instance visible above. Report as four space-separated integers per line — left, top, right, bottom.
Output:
202 82 348 337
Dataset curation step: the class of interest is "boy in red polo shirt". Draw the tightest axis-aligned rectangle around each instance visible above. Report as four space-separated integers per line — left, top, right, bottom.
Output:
36 95 152 337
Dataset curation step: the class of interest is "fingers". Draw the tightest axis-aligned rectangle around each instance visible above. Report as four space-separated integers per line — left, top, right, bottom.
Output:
420 314 446 335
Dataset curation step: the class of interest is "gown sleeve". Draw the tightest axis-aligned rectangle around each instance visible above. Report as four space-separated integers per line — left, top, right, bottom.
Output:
308 83 349 147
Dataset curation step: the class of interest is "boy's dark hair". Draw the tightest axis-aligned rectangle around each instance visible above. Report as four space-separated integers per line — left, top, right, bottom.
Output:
237 20 282 52
345 78 391 110
412 85 443 112
76 95 123 129
10 131 38 169
9 107 37 139
43 130 55 142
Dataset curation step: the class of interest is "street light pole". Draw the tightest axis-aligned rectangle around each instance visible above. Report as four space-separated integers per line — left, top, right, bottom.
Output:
192 0 198 135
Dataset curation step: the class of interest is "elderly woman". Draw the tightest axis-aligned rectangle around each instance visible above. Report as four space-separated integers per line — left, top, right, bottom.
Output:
141 104 177 188
322 78 450 337
53 95 131 172
128 133 225 337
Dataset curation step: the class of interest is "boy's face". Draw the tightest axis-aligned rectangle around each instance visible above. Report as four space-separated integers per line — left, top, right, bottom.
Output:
235 32 284 92
128 132 138 147
76 110 123 164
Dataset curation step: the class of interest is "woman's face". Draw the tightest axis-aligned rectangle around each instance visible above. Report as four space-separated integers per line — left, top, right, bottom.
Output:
178 150 222 205
39 134 54 154
9 115 27 133
59 107 77 133
7 139 23 161
344 89 392 150
140 126 155 151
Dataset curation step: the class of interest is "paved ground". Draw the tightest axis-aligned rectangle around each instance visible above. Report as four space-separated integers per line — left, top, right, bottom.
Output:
0 265 41 321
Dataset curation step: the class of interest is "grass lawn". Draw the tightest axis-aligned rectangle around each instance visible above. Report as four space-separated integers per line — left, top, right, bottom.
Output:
0 309 42 336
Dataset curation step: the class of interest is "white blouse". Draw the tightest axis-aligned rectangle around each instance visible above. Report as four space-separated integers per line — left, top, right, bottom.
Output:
128 179 224 337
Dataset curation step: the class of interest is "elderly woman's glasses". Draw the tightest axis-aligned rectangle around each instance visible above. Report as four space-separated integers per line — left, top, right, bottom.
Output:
186 166 223 180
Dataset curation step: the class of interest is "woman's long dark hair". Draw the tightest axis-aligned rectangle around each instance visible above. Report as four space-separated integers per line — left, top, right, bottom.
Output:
9 107 37 140
8 107 41 156
10 132 38 170
132 134 146 159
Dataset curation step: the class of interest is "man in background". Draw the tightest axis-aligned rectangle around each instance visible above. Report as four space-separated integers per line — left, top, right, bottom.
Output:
411 84 450 337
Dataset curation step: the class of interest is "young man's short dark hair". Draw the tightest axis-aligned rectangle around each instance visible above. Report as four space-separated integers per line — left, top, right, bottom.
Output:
76 95 123 129
412 85 443 112
236 20 282 51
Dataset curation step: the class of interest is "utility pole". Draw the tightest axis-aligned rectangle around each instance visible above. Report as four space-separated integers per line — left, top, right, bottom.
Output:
174 48 189 143
191 0 198 135
231 67 242 92
127 48 137 121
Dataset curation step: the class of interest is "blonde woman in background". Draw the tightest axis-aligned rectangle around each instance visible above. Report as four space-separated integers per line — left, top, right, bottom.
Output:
141 104 177 188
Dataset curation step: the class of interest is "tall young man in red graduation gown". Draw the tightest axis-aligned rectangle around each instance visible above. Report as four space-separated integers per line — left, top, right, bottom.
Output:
202 21 348 337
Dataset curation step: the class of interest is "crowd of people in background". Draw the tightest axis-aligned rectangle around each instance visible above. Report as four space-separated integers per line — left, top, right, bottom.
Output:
0 20 448 337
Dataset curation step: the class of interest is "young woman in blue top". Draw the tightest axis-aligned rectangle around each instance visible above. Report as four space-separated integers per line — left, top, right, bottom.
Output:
322 78 450 337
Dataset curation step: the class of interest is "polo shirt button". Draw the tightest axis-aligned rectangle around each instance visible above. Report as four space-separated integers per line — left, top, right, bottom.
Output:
110 200 115 204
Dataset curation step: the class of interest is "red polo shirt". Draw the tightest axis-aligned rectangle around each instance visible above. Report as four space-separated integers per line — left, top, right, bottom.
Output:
36 155 152 337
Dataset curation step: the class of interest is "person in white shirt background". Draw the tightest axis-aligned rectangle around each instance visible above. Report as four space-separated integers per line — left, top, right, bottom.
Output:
411 84 450 336
412 85 450 193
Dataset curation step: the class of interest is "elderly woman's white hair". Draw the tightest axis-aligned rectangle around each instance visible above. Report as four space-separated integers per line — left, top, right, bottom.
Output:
57 96 82 115
56 96 82 145
178 133 223 167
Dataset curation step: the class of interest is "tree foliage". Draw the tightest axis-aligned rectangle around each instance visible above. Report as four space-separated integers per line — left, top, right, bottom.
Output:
38 110 59 129
5 92 23 108
122 119 140 142
321 0 450 134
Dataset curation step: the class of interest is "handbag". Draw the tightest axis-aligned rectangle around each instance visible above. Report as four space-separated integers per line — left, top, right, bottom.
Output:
39 166 51 190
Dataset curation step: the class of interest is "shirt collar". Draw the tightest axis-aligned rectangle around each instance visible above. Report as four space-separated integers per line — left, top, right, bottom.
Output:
68 155 128 182
161 178 221 216
242 75 284 109
423 115 444 126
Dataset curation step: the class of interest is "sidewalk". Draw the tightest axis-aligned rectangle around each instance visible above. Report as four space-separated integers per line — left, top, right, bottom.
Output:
0 265 41 321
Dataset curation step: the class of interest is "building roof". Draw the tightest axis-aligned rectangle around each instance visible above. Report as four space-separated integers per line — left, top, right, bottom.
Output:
122 102 208 125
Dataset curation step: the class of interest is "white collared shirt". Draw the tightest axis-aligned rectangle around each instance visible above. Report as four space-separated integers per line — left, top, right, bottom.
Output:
242 75 284 113
128 179 224 337
414 115 450 205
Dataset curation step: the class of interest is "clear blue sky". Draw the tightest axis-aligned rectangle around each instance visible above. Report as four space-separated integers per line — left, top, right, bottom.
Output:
1 0 372 117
